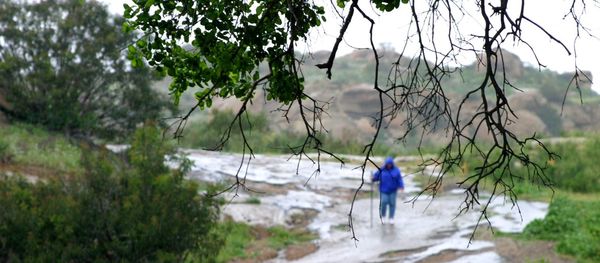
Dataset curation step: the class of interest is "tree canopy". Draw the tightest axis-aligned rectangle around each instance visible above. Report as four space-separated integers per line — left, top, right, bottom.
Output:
124 0 597 238
0 0 173 140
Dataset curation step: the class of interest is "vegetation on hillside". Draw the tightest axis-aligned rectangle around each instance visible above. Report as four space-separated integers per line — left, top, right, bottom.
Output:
302 50 594 99
460 136 600 195
0 123 81 173
544 139 600 193
181 109 392 156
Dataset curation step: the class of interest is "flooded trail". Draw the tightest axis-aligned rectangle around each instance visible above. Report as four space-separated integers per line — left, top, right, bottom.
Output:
185 150 548 263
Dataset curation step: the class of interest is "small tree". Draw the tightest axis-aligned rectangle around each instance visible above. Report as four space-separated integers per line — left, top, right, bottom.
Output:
0 0 172 140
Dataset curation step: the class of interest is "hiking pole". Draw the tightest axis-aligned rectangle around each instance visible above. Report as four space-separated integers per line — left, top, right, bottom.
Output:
370 171 373 228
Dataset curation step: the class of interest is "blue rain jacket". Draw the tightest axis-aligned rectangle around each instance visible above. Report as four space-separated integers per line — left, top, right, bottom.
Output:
372 157 404 193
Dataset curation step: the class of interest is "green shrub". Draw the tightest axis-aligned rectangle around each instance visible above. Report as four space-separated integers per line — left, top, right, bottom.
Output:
0 125 223 262
543 138 600 193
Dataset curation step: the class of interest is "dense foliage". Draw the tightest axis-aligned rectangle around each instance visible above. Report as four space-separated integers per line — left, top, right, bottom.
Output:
0 0 172 140
543 138 600 193
0 125 222 262
125 0 325 107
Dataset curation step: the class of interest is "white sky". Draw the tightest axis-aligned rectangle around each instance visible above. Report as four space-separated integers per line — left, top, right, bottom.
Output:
102 0 600 92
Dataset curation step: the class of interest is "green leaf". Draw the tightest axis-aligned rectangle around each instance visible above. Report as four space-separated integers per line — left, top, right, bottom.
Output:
219 88 229 97
228 72 239 83
123 4 132 18
173 93 181 106
136 39 147 48
122 22 131 33
248 14 258 24
145 0 155 9
195 89 210 101
167 67 176 76
252 71 260 81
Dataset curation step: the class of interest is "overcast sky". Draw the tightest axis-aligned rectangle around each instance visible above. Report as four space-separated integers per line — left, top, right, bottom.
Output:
102 0 600 92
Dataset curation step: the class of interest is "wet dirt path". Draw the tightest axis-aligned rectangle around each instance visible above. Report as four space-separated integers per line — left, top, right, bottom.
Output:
185 150 548 263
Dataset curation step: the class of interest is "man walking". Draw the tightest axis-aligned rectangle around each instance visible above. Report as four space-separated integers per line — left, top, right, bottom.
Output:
372 157 404 225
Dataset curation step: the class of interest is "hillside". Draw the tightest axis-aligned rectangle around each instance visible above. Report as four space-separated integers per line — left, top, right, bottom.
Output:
298 49 597 142
158 49 597 146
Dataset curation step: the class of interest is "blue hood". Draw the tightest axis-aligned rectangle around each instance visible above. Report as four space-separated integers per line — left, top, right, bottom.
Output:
384 157 395 168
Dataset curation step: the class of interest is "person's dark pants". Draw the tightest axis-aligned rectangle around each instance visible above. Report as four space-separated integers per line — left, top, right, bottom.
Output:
380 191 397 218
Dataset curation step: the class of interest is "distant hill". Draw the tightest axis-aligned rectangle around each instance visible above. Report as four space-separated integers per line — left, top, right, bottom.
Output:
158 49 598 146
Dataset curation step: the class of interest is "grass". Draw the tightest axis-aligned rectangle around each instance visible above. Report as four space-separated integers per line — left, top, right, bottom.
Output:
216 221 254 262
521 197 600 263
244 196 261 204
216 221 316 262
0 123 81 172
525 259 551 263
266 226 316 250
